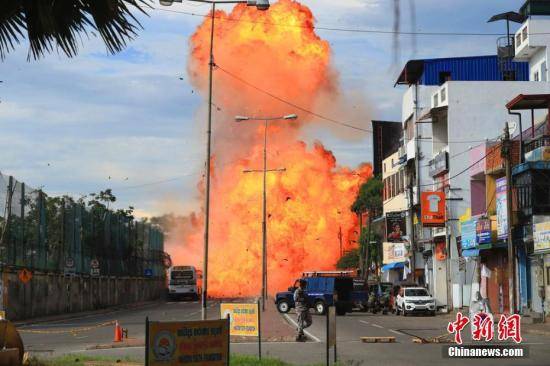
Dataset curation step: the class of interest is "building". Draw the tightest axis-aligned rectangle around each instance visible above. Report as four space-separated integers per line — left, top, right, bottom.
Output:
381 150 409 284
372 120 402 177
394 54 532 309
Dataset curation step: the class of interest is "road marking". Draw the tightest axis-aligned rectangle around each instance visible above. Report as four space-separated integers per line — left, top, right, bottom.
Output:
283 314 321 343
389 329 404 336
359 320 369 325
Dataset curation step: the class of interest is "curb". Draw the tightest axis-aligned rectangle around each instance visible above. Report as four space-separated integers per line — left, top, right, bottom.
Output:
14 301 161 327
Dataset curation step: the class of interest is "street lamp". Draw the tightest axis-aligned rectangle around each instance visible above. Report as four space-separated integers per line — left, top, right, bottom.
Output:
161 0 270 321
235 114 298 310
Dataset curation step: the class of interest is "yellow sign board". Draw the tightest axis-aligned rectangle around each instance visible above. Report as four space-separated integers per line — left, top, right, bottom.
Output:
534 221 550 253
220 303 259 337
146 319 229 366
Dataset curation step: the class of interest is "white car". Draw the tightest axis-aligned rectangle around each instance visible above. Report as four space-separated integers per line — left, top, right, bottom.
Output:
396 287 436 316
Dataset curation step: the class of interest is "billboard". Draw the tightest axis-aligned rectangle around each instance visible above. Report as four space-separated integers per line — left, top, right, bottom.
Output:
534 218 550 253
146 319 229 366
496 177 508 240
220 303 259 337
383 242 408 264
386 211 407 242
476 218 492 245
460 219 477 250
421 191 446 227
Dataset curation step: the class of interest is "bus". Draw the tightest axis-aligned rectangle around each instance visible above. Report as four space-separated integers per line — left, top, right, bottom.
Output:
167 266 201 301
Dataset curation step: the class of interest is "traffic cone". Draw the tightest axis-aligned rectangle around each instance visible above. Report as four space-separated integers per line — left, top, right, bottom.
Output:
114 321 123 342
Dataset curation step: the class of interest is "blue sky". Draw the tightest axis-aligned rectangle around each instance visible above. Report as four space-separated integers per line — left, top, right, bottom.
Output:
0 0 523 217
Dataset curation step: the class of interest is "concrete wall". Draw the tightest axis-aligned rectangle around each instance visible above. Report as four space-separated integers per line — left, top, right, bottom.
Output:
1 270 164 321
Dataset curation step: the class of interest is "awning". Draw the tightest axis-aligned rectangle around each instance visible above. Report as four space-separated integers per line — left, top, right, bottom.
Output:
381 262 406 272
462 249 480 257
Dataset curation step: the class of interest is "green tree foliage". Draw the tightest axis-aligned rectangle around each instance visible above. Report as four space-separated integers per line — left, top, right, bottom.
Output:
336 248 360 270
351 176 383 216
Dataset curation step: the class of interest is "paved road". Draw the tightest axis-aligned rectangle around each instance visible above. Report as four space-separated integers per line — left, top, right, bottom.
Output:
18 302 550 365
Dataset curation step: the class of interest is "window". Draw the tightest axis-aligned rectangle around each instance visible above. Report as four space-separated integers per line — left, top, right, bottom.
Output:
405 116 414 141
440 87 446 102
516 33 522 48
542 61 547 82
433 93 439 108
439 71 451 85
383 163 386 173
503 70 516 81
534 71 540 82
522 26 528 42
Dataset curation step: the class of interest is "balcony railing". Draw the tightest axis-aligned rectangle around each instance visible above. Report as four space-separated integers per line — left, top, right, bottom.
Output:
524 135 550 153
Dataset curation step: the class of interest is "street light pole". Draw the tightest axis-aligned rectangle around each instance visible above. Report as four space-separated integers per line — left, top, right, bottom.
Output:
161 0 270 321
236 114 297 310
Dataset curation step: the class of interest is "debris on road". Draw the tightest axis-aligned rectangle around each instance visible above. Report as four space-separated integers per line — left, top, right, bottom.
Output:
360 336 396 343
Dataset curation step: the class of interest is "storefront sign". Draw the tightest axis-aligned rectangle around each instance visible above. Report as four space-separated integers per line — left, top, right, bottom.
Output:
421 191 446 227
534 221 550 253
383 242 408 264
460 219 477 250
386 211 407 242
496 178 508 240
429 151 449 177
476 219 492 245
220 303 259 337
146 319 229 366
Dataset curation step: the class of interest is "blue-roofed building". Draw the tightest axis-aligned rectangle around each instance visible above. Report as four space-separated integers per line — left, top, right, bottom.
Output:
383 52 550 311
395 55 529 86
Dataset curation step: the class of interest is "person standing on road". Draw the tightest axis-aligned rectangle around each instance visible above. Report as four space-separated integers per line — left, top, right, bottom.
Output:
294 279 312 342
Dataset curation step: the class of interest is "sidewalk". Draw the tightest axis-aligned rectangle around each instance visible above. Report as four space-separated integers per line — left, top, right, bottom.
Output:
523 320 550 336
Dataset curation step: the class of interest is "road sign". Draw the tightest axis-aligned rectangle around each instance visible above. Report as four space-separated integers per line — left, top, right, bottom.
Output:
18 269 32 284
220 303 259 337
90 259 100 277
144 268 153 278
64 257 76 275
146 318 229 366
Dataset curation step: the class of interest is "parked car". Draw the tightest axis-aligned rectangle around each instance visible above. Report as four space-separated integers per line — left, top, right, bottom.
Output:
275 275 354 315
395 287 436 316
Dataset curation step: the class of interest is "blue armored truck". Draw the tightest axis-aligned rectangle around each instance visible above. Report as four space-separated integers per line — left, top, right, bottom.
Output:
275 271 354 315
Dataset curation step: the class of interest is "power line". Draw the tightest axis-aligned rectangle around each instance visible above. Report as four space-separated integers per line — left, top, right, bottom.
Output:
418 146 500 188
215 65 372 133
153 7 516 37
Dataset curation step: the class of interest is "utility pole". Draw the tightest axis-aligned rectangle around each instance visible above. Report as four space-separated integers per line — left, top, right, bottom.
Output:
502 122 517 314
338 226 343 259
236 114 296 310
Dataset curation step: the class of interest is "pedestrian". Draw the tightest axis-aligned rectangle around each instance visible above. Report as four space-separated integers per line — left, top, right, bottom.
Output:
294 279 312 342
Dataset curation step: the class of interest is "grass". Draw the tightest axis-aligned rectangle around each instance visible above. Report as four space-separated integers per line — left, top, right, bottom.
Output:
25 354 140 366
26 354 354 366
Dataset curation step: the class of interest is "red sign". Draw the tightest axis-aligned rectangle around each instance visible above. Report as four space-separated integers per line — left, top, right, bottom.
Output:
18 269 33 284
421 191 445 227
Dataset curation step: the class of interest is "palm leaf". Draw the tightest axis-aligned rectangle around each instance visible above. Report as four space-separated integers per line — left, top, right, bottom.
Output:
0 0 151 61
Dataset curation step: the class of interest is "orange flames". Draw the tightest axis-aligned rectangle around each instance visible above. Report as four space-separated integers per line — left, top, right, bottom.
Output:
169 0 373 297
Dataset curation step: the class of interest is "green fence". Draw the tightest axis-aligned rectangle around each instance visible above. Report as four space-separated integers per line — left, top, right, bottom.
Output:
0 172 168 277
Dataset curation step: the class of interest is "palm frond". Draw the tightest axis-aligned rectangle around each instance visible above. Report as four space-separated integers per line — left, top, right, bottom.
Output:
0 0 151 61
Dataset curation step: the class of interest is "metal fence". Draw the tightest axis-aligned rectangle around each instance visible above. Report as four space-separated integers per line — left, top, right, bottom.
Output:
0 172 168 277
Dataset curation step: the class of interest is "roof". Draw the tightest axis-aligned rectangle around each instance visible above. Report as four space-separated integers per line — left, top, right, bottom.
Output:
506 94 550 110
487 12 526 24
512 161 550 175
395 55 529 86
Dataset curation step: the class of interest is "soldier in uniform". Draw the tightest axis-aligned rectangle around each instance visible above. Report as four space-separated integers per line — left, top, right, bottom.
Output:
294 279 312 341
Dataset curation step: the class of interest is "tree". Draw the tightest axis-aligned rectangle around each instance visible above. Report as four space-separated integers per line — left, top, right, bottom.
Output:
336 248 360 270
0 0 149 60
351 176 383 279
